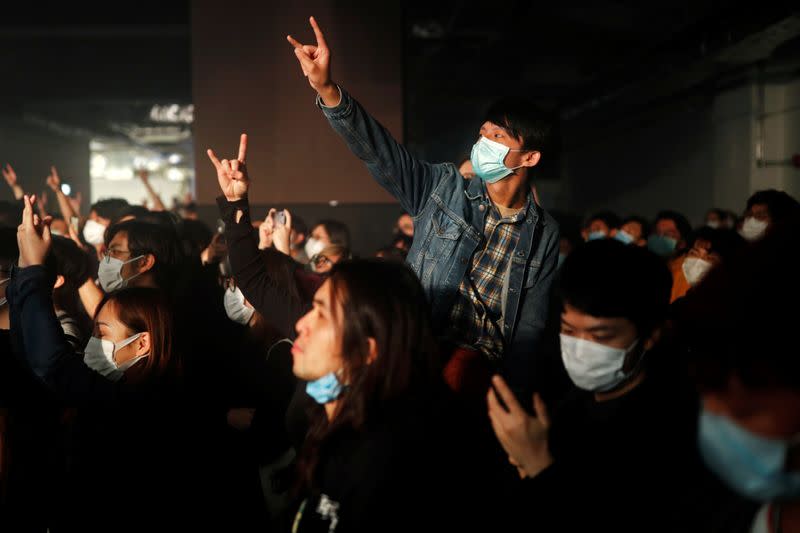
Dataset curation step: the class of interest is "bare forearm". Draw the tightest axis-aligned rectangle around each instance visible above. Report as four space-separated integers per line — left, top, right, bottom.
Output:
78 278 103 319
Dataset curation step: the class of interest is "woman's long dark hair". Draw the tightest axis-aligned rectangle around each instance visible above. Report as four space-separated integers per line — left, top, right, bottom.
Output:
296 259 442 491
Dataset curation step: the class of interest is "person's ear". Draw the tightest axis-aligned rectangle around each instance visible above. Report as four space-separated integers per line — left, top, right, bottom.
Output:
134 332 151 356
643 326 662 352
137 254 156 274
520 150 541 168
53 275 65 290
366 337 378 365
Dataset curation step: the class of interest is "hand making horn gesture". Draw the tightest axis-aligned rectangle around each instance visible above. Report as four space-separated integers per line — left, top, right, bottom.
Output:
287 17 340 106
207 133 249 202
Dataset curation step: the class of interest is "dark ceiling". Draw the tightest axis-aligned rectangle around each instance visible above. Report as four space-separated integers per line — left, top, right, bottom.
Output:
0 2 797 143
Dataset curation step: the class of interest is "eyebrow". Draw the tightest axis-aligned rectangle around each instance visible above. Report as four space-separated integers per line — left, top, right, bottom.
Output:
312 298 327 308
561 319 617 332
96 321 110 327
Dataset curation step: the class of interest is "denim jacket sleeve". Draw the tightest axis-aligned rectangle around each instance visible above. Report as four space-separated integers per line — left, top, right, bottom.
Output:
7 265 120 403
317 87 449 217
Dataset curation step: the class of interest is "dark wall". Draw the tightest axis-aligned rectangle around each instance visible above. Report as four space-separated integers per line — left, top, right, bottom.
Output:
191 0 402 206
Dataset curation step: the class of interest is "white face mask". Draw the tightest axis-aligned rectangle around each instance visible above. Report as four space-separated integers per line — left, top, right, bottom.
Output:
682 257 713 286
83 219 107 246
98 254 144 293
304 237 325 260
223 286 255 326
560 333 640 392
706 221 720 229
83 333 146 381
739 217 768 242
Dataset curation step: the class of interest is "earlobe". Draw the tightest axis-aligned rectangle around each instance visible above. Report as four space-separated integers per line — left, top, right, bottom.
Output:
137 332 151 356
140 254 156 273
366 338 378 365
524 151 541 167
53 275 65 290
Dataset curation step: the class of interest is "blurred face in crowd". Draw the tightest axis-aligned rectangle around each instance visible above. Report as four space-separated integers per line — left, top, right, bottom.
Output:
686 238 721 267
619 220 644 243
292 279 344 381
654 218 682 242
582 219 611 241
94 300 151 367
745 203 771 227
395 214 414 238
90 209 111 227
312 246 344 274
311 224 332 247
49 218 69 236
705 210 722 228
703 379 800 444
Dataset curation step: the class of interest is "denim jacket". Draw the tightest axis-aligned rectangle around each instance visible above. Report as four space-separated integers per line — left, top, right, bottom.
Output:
318 88 560 396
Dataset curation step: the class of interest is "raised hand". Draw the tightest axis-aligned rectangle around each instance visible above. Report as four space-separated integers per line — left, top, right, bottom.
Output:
272 209 293 255
258 208 276 250
16 195 53 268
3 164 24 200
46 166 61 192
207 134 249 202
287 17 339 105
2 164 18 187
487 375 553 479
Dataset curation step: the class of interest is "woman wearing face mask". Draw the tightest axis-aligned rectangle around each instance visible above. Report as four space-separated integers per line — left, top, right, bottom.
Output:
668 227 746 303
289 259 482 532
488 240 729 532
6 195 200 530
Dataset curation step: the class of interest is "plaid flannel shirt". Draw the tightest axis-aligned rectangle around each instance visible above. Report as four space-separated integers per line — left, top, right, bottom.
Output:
446 200 528 359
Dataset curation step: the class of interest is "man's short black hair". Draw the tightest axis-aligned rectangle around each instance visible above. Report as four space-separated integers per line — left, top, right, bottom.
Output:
746 189 800 224
116 205 150 222
91 198 130 222
483 97 554 153
558 239 672 338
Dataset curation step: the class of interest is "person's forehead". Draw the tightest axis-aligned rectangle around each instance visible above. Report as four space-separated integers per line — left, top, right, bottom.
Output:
751 203 770 214
561 304 633 328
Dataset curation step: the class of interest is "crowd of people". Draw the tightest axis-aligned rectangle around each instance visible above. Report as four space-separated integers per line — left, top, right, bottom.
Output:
1 16 800 533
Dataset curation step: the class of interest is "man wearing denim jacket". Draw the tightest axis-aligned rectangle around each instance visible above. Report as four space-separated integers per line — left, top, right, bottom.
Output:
288 18 560 401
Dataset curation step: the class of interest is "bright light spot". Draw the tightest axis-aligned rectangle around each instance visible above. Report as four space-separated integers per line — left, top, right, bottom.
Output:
168 153 182 164
146 159 160 171
106 167 134 180
167 168 184 181
61 183 72 196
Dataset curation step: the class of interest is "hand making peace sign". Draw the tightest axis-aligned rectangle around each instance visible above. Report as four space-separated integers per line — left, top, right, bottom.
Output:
207 133 249 202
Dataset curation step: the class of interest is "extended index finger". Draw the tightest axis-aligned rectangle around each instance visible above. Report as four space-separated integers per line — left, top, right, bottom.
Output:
286 34 304 49
237 133 248 163
309 16 327 49
22 195 34 229
206 148 222 169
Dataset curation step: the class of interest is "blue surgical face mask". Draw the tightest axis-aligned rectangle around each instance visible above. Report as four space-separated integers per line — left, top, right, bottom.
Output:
306 371 344 404
614 230 635 245
587 230 607 242
699 408 800 502
470 136 526 184
647 235 677 257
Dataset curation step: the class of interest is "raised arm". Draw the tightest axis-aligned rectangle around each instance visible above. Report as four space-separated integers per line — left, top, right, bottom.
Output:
207 135 311 338
46 166 77 222
2 164 24 201
136 169 167 211
287 17 448 216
